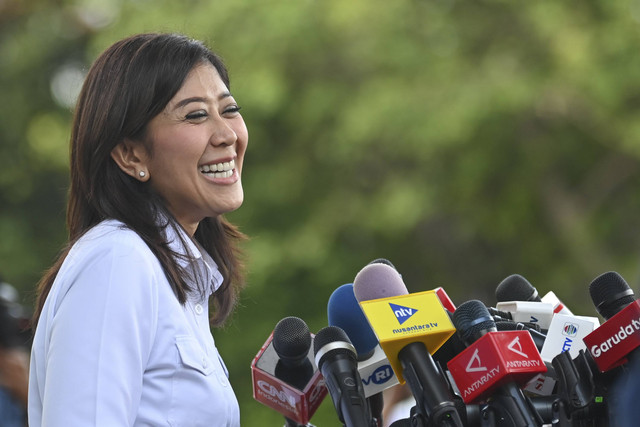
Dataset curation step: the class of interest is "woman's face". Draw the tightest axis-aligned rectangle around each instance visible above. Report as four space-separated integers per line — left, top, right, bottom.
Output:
144 62 248 235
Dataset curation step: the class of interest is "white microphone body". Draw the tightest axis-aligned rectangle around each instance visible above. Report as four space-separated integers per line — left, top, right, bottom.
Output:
495 301 555 330
540 314 600 363
541 291 574 316
523 314 599 397
357 344 399 397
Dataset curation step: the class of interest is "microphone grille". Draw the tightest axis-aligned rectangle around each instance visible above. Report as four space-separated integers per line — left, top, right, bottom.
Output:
452 300 496 343
313 326 357 370
589 271 636 320
313 325 352 353
353 263 408 302
495 274 539 302
272 316 312 364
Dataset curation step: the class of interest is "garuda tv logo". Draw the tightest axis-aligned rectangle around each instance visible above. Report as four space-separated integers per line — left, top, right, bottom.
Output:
389 303 418 325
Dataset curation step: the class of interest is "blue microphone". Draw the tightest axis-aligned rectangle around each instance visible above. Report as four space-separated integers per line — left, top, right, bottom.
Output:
328 283 400 427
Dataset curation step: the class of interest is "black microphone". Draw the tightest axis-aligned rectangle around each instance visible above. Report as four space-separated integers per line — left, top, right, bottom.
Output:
586 271 640 370
251 317 325 426
589 271 636 321
313 325 374 427
272 318 318 427
272 317 315 391
496 274 541 302
450 300 544 427
585 271 640 425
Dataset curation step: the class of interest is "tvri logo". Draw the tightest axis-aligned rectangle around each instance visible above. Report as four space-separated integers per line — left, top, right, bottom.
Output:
389 303 418 325
362 365 394 386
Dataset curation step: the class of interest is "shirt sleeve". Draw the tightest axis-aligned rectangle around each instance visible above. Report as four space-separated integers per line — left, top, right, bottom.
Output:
40 236 159 426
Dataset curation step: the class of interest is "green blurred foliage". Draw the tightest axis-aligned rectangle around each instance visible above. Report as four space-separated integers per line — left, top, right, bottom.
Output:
3 0 640 424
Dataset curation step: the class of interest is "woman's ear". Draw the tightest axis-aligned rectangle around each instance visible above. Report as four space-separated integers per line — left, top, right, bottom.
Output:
111 138 150 181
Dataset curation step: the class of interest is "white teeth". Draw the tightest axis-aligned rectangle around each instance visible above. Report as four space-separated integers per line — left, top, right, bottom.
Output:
199 159 235 175
212 170 233 178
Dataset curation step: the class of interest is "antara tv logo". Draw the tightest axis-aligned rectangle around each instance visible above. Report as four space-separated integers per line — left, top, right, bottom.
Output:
507 336 529 358
389 303 418 325
465 349 487 373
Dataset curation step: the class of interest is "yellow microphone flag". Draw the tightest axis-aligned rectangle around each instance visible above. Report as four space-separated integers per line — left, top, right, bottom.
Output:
359 290 456 383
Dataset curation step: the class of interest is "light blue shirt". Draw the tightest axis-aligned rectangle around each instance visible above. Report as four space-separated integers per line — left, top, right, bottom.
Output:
28 219 240 426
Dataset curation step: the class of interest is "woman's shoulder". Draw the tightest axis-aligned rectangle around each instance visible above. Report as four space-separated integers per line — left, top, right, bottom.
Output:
77 219 150 251
65 219 158 271
48 220 167 313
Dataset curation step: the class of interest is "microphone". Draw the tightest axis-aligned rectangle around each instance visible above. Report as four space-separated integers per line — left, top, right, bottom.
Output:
540 313 599 364
489 301 554 331
493 320 561 397
589 271 636 320
313 325 374 427
495 274 542 302
447 300 545 426
353 263 463 426
498 273 576 317
493 274 555 330
251 317 327 426
583 271 640 372
328 283 400 426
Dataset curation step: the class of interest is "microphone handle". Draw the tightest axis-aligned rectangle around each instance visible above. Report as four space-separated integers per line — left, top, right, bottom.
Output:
321 354 374 427
463 396 572 427
367 392 384 427
398 342 463 426
484 382 543 427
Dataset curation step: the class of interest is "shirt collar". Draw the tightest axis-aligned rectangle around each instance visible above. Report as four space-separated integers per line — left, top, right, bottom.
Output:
162 220 224 295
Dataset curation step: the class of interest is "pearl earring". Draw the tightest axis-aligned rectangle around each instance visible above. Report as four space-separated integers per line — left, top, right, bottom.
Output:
139 171 146 178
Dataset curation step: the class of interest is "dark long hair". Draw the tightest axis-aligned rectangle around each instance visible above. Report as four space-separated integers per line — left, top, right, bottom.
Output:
33 33 246 328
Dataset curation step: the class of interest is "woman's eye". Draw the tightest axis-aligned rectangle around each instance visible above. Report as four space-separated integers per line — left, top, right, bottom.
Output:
223 105 242 115
185 110 208 120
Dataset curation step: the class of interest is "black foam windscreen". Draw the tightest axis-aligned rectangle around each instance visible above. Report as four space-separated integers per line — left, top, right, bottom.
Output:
495 274 540 302
313 325 351 353
273 316 312 366
589 271 636 320
313 325 357 370
452 300 496 344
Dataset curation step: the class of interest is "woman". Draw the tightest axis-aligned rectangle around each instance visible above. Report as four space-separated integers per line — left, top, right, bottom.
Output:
28 33 248 426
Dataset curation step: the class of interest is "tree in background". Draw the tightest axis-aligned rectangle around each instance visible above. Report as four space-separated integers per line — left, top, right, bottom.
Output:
2 0 640 424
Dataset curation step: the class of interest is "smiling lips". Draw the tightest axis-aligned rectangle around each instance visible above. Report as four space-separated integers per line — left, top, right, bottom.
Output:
199 159 235 179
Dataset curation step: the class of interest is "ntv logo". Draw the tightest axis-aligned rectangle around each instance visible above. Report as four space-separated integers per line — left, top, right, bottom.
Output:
389 303 418 325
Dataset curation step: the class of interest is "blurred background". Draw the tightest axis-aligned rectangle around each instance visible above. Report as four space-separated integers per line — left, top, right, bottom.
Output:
3 0 640 425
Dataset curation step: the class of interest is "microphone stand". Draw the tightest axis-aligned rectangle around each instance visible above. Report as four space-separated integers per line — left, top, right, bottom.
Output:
477 386 542 427
399 343 463 427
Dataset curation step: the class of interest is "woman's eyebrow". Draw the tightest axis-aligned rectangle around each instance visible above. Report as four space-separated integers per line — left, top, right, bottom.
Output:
173 96 207 110
173 92 234 110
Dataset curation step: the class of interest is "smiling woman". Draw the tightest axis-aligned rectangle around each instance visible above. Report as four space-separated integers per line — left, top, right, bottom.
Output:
110 61 248 236
28 33 248 427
